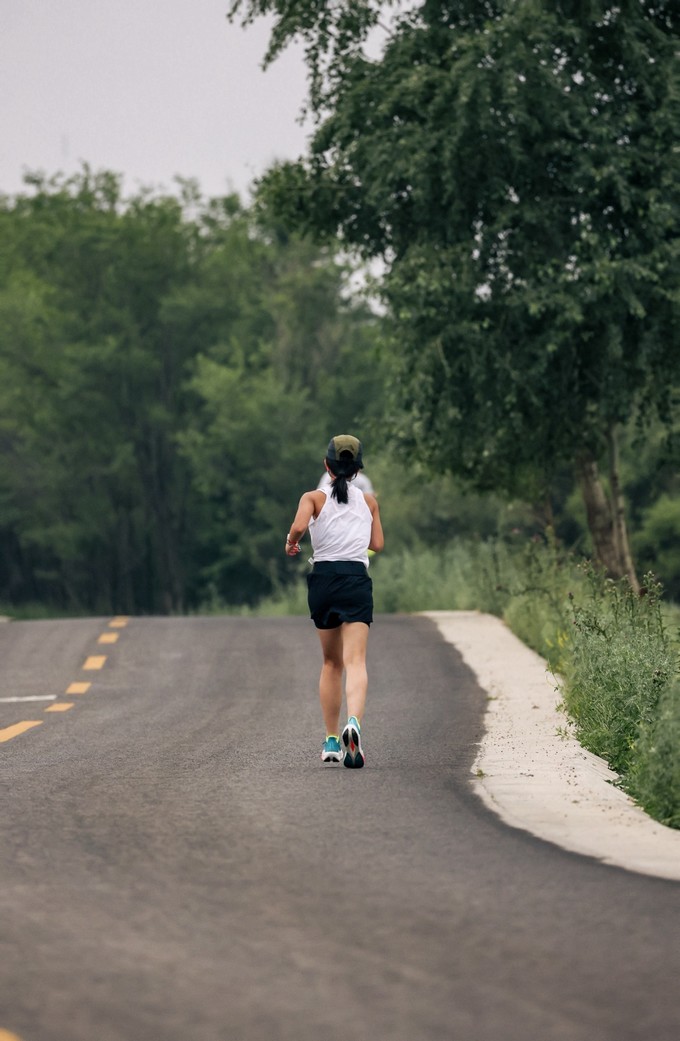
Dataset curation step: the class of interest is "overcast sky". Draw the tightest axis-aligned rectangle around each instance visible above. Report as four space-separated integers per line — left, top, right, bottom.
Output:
1 0 311 200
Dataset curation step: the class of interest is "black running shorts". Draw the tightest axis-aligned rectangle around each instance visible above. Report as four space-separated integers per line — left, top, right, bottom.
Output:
306 560 373 629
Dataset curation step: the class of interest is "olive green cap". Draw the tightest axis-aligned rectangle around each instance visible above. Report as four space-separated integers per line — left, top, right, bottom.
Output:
326 434 364 468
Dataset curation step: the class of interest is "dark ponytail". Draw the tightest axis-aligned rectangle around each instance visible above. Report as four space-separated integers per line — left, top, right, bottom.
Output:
326 451 360 504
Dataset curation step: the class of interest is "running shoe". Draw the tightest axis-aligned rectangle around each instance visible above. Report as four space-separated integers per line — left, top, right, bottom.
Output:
321 735 343 763
342 716 365 769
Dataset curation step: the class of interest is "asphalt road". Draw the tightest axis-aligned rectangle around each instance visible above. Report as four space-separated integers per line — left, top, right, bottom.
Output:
0 615 678 1041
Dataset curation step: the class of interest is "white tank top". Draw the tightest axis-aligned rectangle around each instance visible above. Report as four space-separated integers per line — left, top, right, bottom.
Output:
309 484 372 566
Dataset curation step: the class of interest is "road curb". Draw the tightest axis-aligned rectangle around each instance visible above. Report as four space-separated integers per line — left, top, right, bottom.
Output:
424 610 680 882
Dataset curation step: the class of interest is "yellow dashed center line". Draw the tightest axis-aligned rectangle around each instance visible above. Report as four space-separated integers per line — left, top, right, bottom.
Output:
66 681 91 695
4 620 131 746
0 721 43 743
83 656 107 670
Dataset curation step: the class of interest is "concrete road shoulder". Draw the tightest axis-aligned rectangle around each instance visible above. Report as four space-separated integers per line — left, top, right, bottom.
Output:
424 610 680 882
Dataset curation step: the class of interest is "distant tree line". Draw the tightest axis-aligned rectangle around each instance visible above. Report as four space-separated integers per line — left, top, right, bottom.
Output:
0 170 382 613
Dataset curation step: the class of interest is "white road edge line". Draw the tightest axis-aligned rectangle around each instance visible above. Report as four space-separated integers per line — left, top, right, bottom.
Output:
0 695 57 703
423 610 680 883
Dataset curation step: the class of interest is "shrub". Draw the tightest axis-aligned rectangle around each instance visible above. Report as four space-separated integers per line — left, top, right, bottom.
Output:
634 495 680 601
561 568 676 774
629 681 680 827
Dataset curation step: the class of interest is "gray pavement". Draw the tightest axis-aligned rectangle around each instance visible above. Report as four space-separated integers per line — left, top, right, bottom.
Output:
0 615 679 1041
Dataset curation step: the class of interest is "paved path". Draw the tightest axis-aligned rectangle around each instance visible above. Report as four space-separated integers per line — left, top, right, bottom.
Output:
0 616 678 1041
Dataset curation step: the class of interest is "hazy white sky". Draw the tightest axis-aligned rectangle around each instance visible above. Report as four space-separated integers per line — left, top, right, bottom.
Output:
0 0 311 200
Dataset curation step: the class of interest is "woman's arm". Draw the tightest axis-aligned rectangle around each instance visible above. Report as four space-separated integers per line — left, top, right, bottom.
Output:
285 491 324 555
365 493 385 553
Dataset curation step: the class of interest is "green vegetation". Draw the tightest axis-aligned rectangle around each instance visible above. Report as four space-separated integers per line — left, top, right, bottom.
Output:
234 0 678 588
554 565 680 829
0 170 382 613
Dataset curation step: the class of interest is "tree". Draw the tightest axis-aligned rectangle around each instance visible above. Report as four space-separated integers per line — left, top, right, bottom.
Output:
0 169 200 612
230 0 680 586
176 206 383 606
0 170 383 612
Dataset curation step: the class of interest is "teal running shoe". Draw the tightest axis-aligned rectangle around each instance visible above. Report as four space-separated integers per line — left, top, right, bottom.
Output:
321 734 343 764
342 716 365 769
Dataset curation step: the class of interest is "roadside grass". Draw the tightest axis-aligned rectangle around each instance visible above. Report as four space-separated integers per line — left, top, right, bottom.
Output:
560 569 674 774
248 537 680 829
0 601 86 621
628 679 680 828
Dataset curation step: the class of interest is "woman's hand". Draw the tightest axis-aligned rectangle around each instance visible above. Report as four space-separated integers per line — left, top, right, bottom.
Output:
285 538 301 556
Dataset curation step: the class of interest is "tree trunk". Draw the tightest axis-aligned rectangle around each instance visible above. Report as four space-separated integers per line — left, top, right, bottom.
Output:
606 424 639 592
577 452 624 579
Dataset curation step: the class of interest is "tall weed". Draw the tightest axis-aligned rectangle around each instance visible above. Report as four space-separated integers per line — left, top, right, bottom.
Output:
629 681 680 828
562 569 675 775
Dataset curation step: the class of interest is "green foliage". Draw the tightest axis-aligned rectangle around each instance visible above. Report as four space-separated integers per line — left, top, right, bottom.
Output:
179 357 317 604
171 215 383 607
364 458 538 549
228 0 384 112
370 535 575 642
0 169 383 612
374 541 508 615
630 680 680 828
551 420 680 596
559 563 680 827
562 568 675 773
633 496 680 601
246 0 680 572
0 170 193 613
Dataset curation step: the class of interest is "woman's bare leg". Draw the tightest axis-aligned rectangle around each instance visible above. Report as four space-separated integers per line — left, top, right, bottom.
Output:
341 622 369 723
317 627 344 735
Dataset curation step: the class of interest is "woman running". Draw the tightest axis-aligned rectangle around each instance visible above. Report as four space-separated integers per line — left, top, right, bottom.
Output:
285 435 384 768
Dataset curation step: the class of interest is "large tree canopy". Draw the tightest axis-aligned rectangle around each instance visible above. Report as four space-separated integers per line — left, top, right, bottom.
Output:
232 0 679 582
